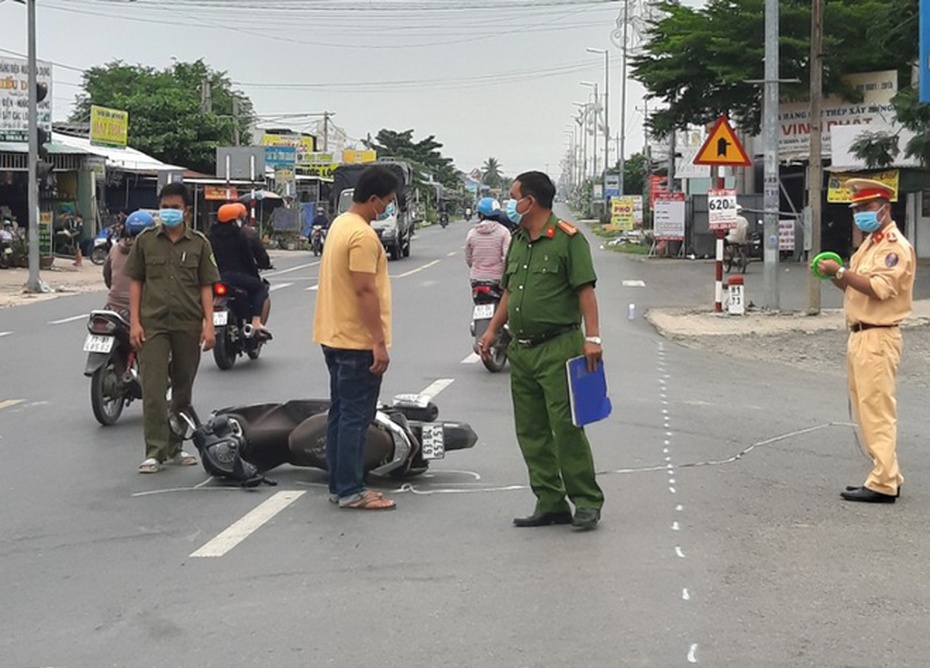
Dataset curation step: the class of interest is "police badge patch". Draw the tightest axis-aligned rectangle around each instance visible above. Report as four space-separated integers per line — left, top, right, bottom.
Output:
885 253 899 267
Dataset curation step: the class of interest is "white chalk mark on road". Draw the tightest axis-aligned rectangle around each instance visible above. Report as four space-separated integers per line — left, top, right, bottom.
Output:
687 644 698 663
48 314 86 325
190 490 305 558
446 251 457 257
675 546 686 559
0 331 11 338
392 259 441 279
268 282 293 292
305 284 319 291
682 588 691 600
672 521 680 531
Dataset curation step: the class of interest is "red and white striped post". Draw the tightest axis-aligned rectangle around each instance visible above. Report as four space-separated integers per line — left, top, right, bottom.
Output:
713 166 726 313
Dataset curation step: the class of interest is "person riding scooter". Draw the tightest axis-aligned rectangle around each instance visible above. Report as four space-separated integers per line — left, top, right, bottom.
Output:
103 210 155 319
465 198 511 285
210 203 272 339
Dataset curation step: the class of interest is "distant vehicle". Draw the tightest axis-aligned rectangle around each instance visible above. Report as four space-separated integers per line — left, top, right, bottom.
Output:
332 161 413 260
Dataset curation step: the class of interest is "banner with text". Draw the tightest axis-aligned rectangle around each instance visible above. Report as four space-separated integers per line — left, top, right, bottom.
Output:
90 105 129 148
654 192 686 240
611 196 637 231
708 188 738 230
0 57 52 143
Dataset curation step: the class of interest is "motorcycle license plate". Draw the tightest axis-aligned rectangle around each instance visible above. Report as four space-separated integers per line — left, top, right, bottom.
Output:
83 334 114 354
420 424 445 460
213 311 228 326
472 304 495 320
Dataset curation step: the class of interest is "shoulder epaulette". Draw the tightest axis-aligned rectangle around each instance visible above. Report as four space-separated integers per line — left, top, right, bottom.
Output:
557 220 578 236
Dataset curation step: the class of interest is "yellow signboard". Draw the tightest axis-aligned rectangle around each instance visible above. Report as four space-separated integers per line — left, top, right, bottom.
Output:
611 196 636 231
693 116 751 167
827 170 899 203
261 133 317 167
342 149 377 164
90 105 129 149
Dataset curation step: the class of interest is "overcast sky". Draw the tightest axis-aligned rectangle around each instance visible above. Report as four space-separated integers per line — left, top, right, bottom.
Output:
0 0 662 179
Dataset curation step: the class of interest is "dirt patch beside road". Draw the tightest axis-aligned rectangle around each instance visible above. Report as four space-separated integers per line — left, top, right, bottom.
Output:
0 263 106 309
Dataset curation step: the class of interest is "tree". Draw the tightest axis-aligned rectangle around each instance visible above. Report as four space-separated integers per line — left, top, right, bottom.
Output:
631 0 918 137
70 59 254 174
852 87 930 168
620 152 648 197
482 157 504 190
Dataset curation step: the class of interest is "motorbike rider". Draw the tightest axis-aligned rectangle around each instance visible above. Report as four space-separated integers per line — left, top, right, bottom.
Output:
210 203 272 339
234 202 273 271
103 210 155 319
465 197 511 285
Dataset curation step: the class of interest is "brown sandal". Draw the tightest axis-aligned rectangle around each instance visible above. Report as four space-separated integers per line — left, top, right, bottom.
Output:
340 490 396 511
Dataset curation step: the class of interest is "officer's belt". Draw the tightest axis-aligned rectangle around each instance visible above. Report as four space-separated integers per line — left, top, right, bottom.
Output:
850 322 899 333
515 324 578 348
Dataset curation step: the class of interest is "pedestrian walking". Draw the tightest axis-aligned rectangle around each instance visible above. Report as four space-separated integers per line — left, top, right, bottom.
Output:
815 178 915 503
313 165 398 510
478 171 604 530
125 183 220 474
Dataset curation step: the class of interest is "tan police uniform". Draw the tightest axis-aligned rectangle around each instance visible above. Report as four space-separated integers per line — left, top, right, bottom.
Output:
124 224 220 462
844 182 915 497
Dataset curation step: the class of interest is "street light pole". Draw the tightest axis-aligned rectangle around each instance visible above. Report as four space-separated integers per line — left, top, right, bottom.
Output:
587 48 610 181
619 0 629 196
581 82 598 182
25 0 42 293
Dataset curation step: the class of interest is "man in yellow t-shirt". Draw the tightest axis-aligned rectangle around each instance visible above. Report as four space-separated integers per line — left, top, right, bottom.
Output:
313 165 397 510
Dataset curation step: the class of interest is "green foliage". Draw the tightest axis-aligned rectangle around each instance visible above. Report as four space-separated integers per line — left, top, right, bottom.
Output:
621 152 648 196
850 130 900 169
632 0 918 137
70 59 254 174
365 129 463 206
482 157 504 189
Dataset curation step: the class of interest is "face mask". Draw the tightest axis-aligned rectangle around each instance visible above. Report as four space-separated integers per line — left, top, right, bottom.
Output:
853 208 881 234
506 197 527 225
159 209 184 228
375 201 395 222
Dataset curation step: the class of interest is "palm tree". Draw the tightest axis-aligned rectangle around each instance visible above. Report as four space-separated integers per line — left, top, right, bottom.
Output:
482 157 503 189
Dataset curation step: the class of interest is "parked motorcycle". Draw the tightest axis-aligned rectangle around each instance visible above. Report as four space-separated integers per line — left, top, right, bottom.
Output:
470 280 510 372
90 226 116 265
310 224 325 256
211 279 271 370
173 394 478 486
83 309 142 425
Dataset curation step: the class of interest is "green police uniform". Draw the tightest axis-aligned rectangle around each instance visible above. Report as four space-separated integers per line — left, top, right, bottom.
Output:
124 224 220 462
502 213 604 514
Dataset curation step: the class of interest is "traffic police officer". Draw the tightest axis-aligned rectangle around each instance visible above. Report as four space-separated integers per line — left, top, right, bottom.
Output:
817 178 915 503
125 182 220 473
479 171 604 530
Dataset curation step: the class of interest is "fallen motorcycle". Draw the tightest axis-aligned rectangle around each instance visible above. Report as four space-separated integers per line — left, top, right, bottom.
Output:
173 394 478 486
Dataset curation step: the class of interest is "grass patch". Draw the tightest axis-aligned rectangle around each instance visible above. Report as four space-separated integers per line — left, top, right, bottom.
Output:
606 242 650 255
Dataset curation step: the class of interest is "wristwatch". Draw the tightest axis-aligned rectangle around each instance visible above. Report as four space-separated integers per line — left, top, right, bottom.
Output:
585 336 602 345
835 266 847 281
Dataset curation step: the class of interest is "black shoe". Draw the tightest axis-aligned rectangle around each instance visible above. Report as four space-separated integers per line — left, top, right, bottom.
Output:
845 485 901 498
571 507 601 531
840 487 896 504
513 510 573 527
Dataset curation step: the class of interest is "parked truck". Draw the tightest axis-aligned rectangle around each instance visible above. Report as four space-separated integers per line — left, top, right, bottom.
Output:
331 160 413 260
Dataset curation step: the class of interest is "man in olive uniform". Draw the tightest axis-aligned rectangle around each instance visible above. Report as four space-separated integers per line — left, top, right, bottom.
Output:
478 171 604 530
125 182 220 474
816 178 915 503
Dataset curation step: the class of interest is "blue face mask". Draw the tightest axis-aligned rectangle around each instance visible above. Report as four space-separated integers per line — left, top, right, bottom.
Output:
853 210 881 234
506 197 527 225
159 209 184 228
376 201 395 222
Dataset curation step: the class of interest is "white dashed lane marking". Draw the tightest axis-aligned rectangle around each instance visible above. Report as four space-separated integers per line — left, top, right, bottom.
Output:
0 399 24 411
190 491 305 558
461 353 480 364
623 280 646 287
265 261 319 277
48 314 86 325
0 331 10 338
268 282 293 292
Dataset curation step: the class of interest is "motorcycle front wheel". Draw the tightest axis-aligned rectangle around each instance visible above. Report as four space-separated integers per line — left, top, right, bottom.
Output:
90 247 107 265
91 362 125 425
213 327 237 370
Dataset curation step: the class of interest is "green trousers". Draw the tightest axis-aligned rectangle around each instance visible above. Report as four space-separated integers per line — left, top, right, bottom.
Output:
508 330 604 513
139 329 202 462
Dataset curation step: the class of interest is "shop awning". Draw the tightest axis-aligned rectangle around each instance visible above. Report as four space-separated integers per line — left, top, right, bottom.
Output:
0 139 88 155
50 132 185 173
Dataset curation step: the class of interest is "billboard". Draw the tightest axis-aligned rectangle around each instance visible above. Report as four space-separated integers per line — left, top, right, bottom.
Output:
90 105 129 148
0 57 52 143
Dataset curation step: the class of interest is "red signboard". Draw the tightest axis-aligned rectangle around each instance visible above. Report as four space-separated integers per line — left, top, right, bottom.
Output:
204 185 238 201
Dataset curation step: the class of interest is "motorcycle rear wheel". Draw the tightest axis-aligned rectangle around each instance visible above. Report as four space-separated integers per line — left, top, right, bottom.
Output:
90 247 107 265
213 327 237 370
91 363 125 426
482 345 508 373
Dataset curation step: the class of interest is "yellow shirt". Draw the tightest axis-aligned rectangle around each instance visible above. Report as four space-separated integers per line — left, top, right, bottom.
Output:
313 212 392 349
845 222 915 326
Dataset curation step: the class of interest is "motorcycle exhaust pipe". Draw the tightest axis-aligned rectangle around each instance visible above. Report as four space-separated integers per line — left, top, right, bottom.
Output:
242 324 255 338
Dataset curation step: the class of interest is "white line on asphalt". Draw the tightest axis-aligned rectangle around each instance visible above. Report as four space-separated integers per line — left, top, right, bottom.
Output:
265 262 318 277
675 546 686 559
306 284 319 291
446 251 457 257
190 490 305 558
0 331 10 338
461 353 480 364
418 378 454 400
268 282 293 292
622 279 646 287
0 399 24 411
392 259 441 279
687 643 698 663
48 314 85 325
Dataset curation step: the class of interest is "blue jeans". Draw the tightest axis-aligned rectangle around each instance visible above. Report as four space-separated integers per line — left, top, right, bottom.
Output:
322 346 383 499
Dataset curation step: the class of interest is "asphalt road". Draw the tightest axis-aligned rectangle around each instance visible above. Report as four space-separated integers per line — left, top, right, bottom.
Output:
1 208 929 667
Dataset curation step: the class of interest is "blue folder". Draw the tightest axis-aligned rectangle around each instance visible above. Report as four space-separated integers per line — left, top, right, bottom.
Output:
566 356 612 427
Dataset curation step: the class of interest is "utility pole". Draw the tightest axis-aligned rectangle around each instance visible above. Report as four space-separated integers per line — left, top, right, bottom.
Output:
232 95 241 146
25 0 42 293
619 0 629 197
762 0 780 309
806 0 824 314
322 111 332 152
